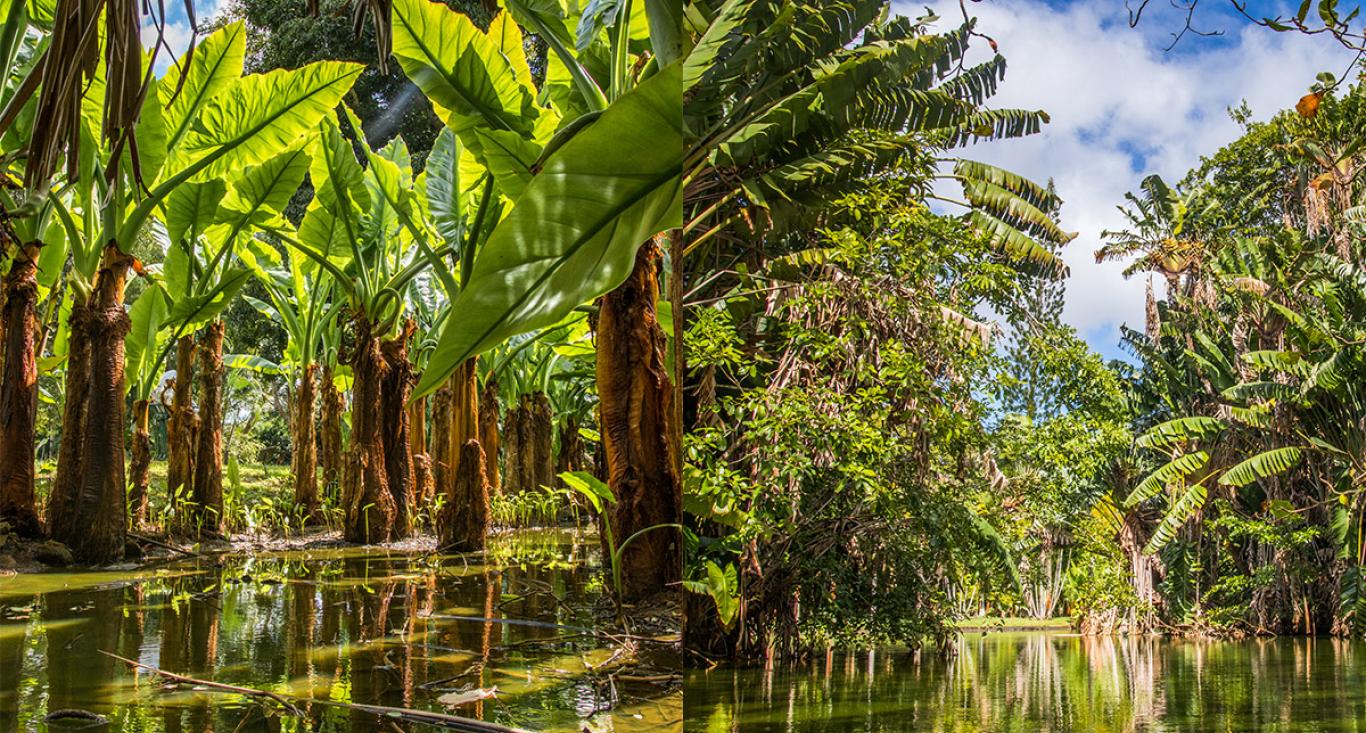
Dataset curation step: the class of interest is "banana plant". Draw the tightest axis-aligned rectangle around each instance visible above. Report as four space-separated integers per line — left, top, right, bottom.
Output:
0 0 68 538
682 0 1068 272
267 108 460 543
141 145 317 536
33 19 361 563
391 0 683 398
236 236 345 524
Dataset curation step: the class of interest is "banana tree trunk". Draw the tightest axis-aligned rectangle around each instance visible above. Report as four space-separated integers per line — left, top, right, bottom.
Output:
449 358 479 481
166 335 198 523
595 240 681 601
320 363 343 503
190 321 225 538
502 398 525 493
380 327 416 538
342 318 420 543
478 379 501 493
129 399 151 528
291 363 320 523
47 244 133 564
440 438 489 551
409 394 433 506
528 392 554 492
0 241 42 537
431 382 452 509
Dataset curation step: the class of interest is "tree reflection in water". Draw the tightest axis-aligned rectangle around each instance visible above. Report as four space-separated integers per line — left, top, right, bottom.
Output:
685 631 1366 732
0 529 680 732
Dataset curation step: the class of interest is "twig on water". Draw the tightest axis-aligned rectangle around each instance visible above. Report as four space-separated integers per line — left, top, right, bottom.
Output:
101 650 304 716
128 532 201 558
100 650 534 733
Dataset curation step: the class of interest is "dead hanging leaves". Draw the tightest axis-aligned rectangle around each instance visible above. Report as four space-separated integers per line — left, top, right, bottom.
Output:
1297 91 1325 118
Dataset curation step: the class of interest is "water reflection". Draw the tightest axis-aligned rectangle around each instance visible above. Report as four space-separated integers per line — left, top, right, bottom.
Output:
684 632 1366 732
0 529 680 732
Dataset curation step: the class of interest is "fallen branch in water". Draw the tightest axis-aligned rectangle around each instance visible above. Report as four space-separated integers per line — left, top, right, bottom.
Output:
127 533 201 558
100 651 533 733
101 651 303 715
613 674 681 683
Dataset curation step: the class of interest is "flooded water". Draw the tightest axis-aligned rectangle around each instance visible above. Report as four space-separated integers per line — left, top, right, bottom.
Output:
684 631 1366 732
0 529 680 732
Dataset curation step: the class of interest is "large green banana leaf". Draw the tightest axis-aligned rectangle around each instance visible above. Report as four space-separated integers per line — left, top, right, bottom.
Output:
391 0 541 176
412 61 684 399
160 21 247 152
164 62 363 181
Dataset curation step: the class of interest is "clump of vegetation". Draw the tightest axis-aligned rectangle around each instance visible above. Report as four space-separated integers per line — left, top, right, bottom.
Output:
0 0 684 610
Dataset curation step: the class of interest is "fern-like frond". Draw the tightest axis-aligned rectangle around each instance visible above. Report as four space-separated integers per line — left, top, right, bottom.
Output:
1136 417 1226 450
1218 446 1304 487
965 209 1068 277
1144 481 1207 554
1127 451 1209 508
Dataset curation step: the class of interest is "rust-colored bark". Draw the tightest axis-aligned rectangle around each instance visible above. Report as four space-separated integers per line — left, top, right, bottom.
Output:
431 383 453 510
449 359 479 480
45 304 90 546
595 240 681 601
166 335 198 520
47 245 133 564
189 321 224 538
343 319 418 543
409 395 433 504
129 398 151 527
0 242 42 537
320 363 343 503
528 391 554 492
478 379 501 493
502 398 525 492
440 439 489 552
291 363 320 523
380 328 416 538
556 416 586 475
343 319 397 543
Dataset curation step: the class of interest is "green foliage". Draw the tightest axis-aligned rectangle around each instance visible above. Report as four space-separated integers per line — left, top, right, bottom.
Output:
1113 78 1366 635
414 61 684 397
685 180 1050 654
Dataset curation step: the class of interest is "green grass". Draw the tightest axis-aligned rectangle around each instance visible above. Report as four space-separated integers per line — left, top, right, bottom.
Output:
955 616 1074 631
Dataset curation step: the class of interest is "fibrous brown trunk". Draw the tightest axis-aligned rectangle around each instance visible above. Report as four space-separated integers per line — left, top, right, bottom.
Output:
502 398 525 492
0 242 42 537
47 244 133 564
528 391 554 492
380 329 416 537
343 320 397 543
595 240 681 601
409 394 433 505
320 363 343 502
189 321 224 538
291 363 320 523
342 319 417 543
449 359 479 481
166 335 198 520
440 439 489 552
431 383 453 508
478 379 501 493
129 398 151 527
556 416 585 475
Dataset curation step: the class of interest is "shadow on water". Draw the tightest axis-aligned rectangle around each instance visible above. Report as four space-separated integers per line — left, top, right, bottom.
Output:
684 631 1366 732
0 528 680 732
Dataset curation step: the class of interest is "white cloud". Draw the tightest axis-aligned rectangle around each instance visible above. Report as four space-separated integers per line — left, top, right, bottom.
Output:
904 0 1353 355
141 0 227 72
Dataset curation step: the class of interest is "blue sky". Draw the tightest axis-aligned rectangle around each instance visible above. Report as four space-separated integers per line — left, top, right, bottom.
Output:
903 0 1357 361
